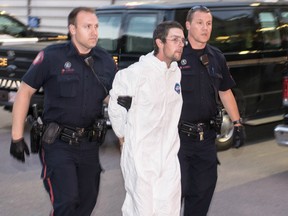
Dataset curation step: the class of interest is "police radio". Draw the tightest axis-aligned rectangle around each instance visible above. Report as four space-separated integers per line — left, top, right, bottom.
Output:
84 56 108 94
200 54 209 67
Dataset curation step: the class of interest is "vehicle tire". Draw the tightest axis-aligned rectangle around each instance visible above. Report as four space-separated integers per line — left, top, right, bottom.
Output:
216 111 234 151
216 88 245 151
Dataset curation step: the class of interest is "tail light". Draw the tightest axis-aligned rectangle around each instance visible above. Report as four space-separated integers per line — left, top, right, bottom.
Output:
283 76 288 106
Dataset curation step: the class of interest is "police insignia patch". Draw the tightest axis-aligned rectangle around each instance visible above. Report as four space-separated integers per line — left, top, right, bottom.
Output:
33 51 44 65
181 59 187 65
61 61 75 74
174 83 181 94
64 61 72 69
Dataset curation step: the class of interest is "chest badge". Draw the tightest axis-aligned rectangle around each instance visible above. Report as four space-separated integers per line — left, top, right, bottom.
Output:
181 59 187 66
61 61 75 74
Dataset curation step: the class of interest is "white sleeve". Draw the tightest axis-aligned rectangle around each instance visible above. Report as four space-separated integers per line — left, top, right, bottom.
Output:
108 68 135 138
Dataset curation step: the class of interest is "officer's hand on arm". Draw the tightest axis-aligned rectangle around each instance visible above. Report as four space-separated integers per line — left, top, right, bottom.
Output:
117 96 132 111
233 123 246 148
10 138 30 162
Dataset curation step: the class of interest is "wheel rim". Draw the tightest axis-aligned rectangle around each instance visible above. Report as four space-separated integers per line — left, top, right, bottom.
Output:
217 114 234 143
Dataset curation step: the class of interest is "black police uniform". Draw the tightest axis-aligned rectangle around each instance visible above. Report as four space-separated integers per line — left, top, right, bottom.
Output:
178 42 235 216
22 41 116 216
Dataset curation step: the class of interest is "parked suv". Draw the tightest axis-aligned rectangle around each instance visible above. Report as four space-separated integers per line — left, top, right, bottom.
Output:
0 2 287 150
96 1 288 150
0 11 67 45
274 67 288 146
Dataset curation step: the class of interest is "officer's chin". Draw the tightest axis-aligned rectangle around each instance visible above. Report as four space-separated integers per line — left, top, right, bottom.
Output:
89 40 97 47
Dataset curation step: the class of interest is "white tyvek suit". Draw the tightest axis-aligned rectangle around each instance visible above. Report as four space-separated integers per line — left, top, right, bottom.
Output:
108 52 182 216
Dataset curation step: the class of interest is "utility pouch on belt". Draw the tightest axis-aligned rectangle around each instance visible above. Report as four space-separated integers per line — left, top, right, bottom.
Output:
42 122 61 144
178 121 198 135
92 119 108 144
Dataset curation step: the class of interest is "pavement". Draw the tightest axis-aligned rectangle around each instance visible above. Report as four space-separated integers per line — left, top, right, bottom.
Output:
1 108 288 216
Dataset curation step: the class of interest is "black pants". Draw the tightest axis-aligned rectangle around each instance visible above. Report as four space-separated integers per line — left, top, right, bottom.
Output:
40 138 102 216
178 129 218 216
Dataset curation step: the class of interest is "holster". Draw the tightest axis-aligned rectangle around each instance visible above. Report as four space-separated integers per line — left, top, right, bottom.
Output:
211 106 223 134
28 105 44 153
30 122 42 153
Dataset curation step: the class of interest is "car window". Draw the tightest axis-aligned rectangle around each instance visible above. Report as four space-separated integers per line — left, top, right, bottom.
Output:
258 11 281 50
125 14 157 54
0 15 26 36
98 13 122 52
210 9 255 52
279 10 288 48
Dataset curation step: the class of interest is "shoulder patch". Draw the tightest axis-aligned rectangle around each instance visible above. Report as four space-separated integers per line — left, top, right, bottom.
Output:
33 51 44 65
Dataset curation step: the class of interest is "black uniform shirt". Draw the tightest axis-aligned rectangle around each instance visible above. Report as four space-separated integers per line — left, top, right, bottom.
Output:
23 41 116 128
178 42 235 123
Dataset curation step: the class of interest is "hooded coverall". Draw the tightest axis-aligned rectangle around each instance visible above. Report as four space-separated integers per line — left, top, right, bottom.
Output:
108 52 183 216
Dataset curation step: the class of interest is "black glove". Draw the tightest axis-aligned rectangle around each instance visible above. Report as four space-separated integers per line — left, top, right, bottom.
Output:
10 138 30 162
233 125 246 148
117 96 132 111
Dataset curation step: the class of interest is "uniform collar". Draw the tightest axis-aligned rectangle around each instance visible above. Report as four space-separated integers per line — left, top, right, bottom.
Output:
66 41 80 57
184 41 216 57
66 41 96 57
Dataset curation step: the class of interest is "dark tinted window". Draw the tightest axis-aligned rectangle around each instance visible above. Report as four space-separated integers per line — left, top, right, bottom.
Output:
97 13 122 52
174 9 189 37
258 11 281 49
0 15 26 36
210 10 256 52
279 10 288 48
125 14 157 53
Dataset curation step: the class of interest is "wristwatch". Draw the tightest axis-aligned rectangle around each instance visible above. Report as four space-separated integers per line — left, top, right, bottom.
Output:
233 118 243 125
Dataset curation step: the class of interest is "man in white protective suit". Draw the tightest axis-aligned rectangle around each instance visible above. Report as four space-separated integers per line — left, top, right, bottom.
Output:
108 21 185 216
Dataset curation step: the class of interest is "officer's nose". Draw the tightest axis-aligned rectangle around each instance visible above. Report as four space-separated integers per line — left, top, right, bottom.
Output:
91 27 98 35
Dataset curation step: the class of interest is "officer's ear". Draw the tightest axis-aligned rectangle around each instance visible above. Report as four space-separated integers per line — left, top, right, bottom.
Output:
69 24 76 36
186 21 191 31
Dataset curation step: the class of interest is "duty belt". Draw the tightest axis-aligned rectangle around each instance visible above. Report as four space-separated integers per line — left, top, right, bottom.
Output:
178 121 213 141
59 125 95 145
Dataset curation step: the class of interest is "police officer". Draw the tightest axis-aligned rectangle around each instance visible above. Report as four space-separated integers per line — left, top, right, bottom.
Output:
9 7 116 216
178 6 245 216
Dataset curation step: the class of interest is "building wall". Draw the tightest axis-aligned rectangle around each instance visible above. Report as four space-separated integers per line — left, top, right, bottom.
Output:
0 0 113 33
1 0 288 34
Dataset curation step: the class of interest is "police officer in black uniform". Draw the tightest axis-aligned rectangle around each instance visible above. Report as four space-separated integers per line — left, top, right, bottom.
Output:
178 6 245 216
9 7 116 216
